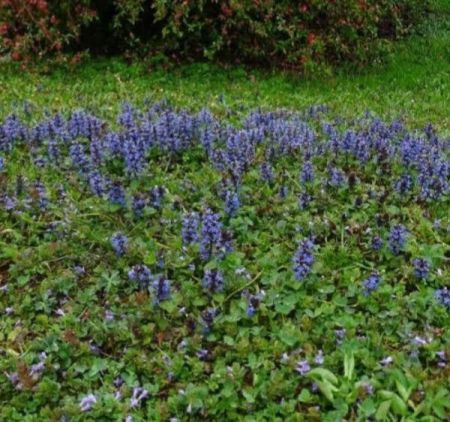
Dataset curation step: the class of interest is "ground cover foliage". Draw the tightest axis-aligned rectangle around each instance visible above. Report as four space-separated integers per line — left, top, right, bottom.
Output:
0 103 449 420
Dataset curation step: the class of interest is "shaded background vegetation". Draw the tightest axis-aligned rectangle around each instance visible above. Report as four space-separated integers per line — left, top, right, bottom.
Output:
0 0 429 70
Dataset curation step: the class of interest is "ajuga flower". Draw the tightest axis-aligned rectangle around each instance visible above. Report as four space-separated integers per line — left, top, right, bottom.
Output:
131 194 146 217
388 224 407 254
88 172 104 197
300 161 314 183
108 182 126 207
111 232 128 256
435 287 450 308
224 190 239 216
200 209 222 260
79 394 97 412
202 269 224 293
293 238 315 281
182 212 200 245
260 162 274 182
152 276 171 303
128 264 153 288
371 235 383 251
363 273 381 295
412 258 431 279
296 360 311 375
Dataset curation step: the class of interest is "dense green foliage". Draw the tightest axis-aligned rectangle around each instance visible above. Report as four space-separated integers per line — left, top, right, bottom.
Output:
0 0 429 68
0 98 449 421
1 3 449 420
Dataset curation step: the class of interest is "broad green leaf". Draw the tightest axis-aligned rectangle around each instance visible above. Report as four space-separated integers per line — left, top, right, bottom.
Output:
308 367 339 385
375 400 391 421
315 380 338 402
344 352 355 380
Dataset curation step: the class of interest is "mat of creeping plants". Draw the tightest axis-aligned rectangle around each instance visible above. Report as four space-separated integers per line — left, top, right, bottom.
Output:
0 103 449 421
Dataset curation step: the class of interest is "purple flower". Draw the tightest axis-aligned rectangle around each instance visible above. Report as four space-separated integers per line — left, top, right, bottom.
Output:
436 351 447 368
0 156 4 171
314 350 324 365
89 137 103 166
335 328 346 343
260 162 274 182
105 310 114 321
200 209 222 260
114 377 124 388
130 387 149 408
224 190 239 217
279 185 288 198
152 276 171 303
298 191 312 210
362 382 374 395
182 212 200 246
202 269 224 293
33 181 49 209
388 224 407 254
79 394 97 412
244 291 264 317
197 349 209 360
108 182 126 207
55 308 65 317
300 161 314 183
435 287 450 308
293 238 315 281
371 235 383 251
296 360 311 375
363 273 381 295
412 336 428 346
201 308 217 331
380 356 393 366
69 143 89 172
30 353 47 377
88 172 105 197
412 258 431 279
2 194 17 211
394 173 414 194
328 167 345 187
128 264 153 288
122 134 145 175
149 186 165 208
131 193 146 217
111 232 128 256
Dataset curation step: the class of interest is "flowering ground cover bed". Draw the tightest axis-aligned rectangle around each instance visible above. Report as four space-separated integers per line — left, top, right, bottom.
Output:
0 103 449 420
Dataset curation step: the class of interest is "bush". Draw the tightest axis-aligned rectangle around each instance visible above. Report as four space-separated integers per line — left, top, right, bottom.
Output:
0 0 429 68
152 0 428 68
0 0 96 64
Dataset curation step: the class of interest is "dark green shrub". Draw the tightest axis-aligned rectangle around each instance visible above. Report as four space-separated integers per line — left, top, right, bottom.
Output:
0 0 429 68
152 0 429 69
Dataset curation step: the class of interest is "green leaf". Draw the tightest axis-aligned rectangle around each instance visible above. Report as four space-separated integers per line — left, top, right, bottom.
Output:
315 380 338 402
242 389 255 403
395 380 410 402
278 327 298 346
375 400 391 421
308 368 339 385
275 295 298 315
344 352 355 380
89 358 107 376
390 393 408 415
298 388 313 403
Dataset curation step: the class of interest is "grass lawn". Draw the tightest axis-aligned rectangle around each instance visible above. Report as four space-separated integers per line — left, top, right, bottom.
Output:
0 2 449 131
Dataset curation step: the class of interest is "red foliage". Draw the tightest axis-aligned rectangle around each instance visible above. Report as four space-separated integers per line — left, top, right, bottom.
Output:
0 0 95 63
